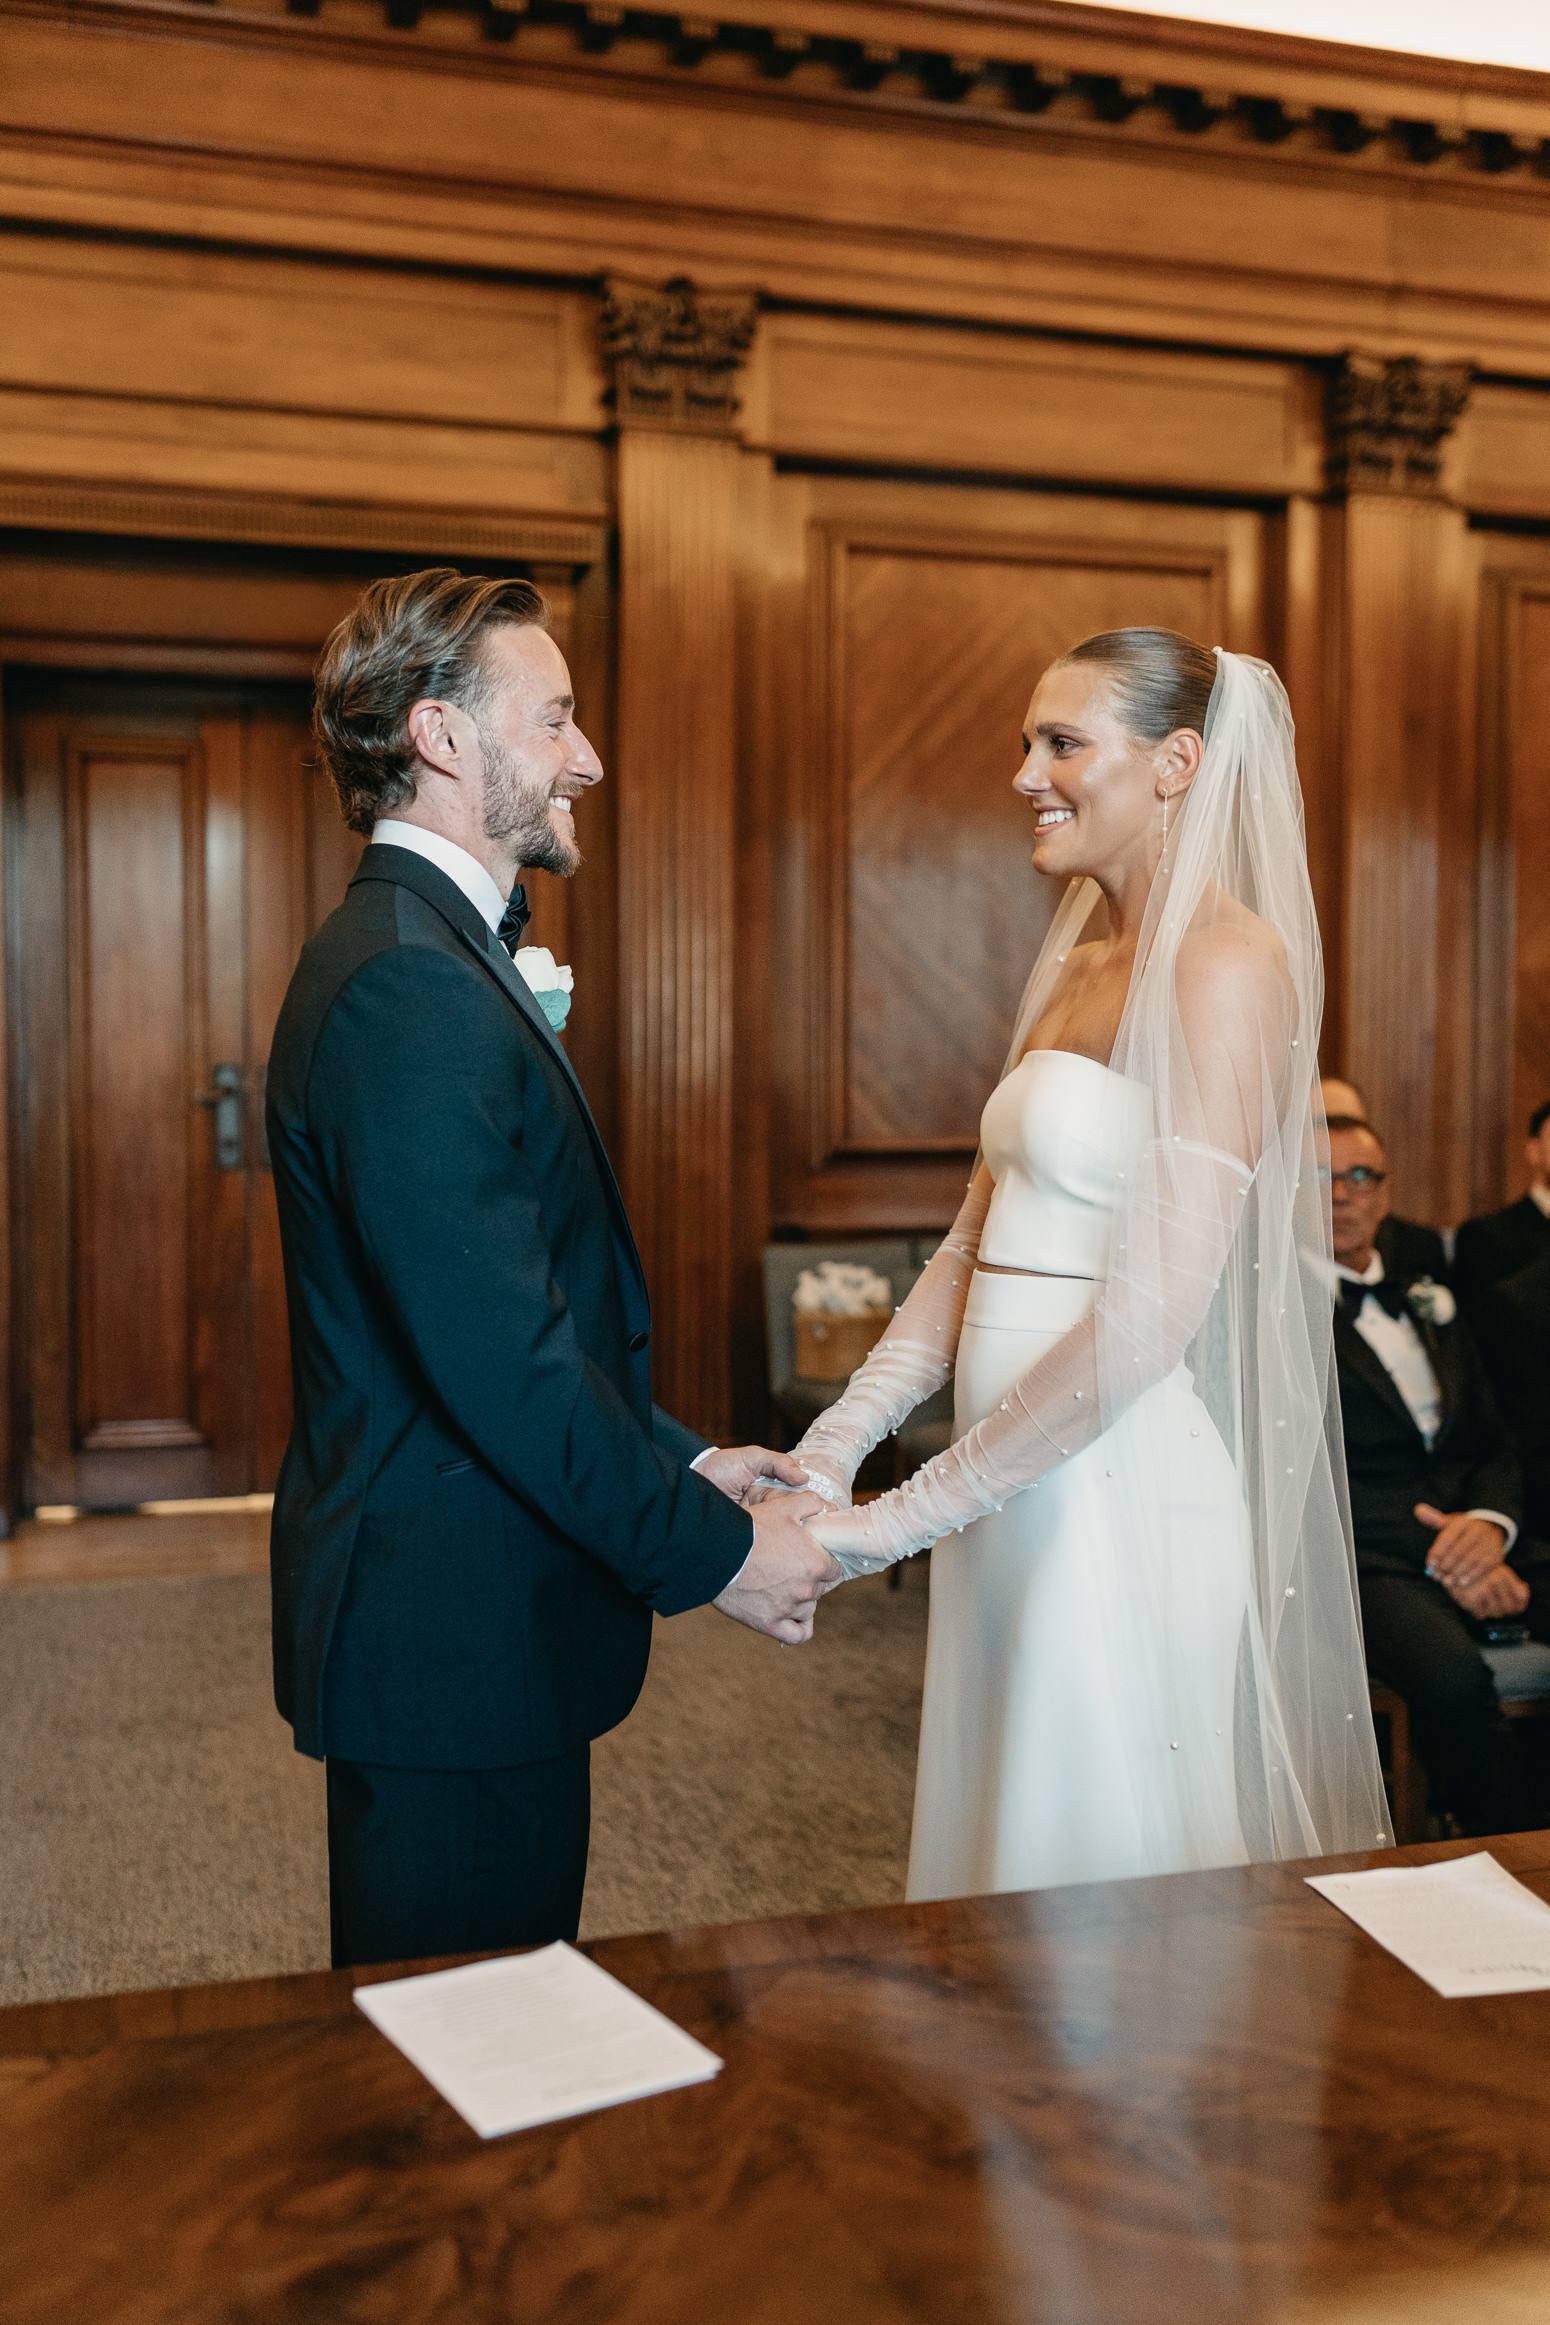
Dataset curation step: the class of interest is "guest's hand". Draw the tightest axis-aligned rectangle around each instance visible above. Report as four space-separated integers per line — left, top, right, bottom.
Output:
1416 1505 1508 1592
697 1445 810 1508
1447 1562 1531 1622
714 1493 842 1643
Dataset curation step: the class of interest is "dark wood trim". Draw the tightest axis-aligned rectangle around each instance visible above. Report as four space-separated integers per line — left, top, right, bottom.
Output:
0 482 606 569
0 640 320 680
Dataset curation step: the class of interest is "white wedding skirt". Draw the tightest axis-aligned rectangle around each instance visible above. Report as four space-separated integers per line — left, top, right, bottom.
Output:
907 1268 1254 1902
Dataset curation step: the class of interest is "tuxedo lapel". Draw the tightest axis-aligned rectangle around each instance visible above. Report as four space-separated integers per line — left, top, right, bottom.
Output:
453 924 646 1293
350 845 646 1295
1333 1303 1421 1437
1423 1314 1466 1440
458 919 583 1099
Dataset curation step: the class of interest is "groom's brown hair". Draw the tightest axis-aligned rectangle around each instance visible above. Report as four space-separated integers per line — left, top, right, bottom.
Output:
313 568 550 836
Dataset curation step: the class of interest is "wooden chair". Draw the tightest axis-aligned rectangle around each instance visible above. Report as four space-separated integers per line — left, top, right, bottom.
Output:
1370 1643 1550 1846
1482 1638 1550 1725
1368 1682 1430 1846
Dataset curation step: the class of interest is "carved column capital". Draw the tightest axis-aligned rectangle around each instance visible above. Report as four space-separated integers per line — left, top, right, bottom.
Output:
1325 352 1472 495
600 275 757 435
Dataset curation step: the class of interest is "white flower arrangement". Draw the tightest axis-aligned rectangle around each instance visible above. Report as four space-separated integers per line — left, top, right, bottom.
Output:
1406 1276 1456 1327
512 946 575 1031
793 1261 893 1317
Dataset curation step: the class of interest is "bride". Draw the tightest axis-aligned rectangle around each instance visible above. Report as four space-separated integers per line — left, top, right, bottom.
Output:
795 628 1389 1900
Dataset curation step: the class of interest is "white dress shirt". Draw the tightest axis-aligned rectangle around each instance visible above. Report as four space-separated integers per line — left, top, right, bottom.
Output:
1336 1250 1516 1553
371 823 719 1483
1531 1183 1550 1222
372 819 506 933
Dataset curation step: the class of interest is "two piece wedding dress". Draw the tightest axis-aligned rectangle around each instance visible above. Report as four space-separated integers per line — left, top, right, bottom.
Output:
797 652 1388 1899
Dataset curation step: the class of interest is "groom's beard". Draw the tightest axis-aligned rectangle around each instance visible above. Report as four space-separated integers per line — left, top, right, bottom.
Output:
479 727 581 879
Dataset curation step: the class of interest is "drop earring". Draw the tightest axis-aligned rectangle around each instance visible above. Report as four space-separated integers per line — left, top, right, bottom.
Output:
1160 789 1170 857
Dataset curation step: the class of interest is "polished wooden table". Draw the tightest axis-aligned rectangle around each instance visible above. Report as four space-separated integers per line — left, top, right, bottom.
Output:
5 1834 1550 2324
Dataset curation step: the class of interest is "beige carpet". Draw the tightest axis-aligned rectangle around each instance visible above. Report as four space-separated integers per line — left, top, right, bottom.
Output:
0 1562 928 2008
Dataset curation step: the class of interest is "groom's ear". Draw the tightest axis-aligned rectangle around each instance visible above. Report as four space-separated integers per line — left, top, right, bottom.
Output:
407 697 462 778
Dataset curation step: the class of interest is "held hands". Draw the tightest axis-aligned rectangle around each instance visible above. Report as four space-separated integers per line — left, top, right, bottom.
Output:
713 1492 843 1644
695 1444 812 1509
1417 1504 1522 1616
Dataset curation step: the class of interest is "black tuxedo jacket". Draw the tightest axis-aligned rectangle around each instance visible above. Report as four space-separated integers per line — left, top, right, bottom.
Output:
1479 1250 1550 1542
1454 1194 1550 1320
266 844 751 1769
1375 1213 1449 1285
1332 1282 1523 1578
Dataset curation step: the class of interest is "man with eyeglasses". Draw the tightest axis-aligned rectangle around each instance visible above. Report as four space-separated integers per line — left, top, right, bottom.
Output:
1319 1075 1449 1284
1322 1114 1550 1836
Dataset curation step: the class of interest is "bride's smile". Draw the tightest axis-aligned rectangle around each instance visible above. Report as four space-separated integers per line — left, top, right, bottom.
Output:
1013 658 1199 913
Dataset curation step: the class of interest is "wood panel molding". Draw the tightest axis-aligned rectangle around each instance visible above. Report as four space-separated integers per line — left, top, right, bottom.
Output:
1327 355 1478 1223
777 490 1258 1234
615 423 748 1438
1473 549 1550 1213
1325 352 1474 496
64 730 208 1462
28 0 1550 190
12 12 1550 371
0 480 606 567
1336 494 1476 1225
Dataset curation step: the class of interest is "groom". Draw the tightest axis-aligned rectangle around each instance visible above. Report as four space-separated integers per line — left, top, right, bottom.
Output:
267 568 834 1968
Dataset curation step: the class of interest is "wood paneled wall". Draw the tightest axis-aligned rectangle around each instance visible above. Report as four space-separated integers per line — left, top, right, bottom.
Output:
4 0 1550 1471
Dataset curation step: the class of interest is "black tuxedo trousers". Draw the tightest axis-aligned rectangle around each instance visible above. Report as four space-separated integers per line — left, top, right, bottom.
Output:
266 846 752 1962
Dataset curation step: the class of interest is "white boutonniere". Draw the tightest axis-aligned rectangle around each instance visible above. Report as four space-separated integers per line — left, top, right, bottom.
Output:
512 946 575 1031
1406 1276 1456 1327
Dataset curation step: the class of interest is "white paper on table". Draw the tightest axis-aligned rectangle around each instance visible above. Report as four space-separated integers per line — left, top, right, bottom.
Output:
1306 1851 1550 1996
354 1941 722 2138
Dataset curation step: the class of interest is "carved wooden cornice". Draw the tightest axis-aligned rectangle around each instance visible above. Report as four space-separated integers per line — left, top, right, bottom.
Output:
30 0 1550 191
0 478 608 564
601 277 758 432
1325 354 1473 495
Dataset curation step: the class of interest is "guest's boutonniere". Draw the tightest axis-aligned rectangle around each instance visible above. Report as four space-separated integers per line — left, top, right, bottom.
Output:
1406 1276 1456 1327
512 946 575 1031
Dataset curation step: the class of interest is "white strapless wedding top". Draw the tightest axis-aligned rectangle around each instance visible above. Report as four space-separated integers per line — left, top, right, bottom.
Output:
977 1049 1153 1280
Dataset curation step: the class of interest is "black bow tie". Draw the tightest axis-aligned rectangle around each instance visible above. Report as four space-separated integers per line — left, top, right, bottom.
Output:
496 883 530 959
1341 1274 1410 1322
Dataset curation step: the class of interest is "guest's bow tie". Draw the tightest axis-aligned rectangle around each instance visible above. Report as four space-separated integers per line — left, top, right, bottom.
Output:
1341 1274 1410 1321
497 883 530 958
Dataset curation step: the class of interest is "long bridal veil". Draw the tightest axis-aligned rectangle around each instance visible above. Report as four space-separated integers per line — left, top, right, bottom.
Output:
995 648 1389 1861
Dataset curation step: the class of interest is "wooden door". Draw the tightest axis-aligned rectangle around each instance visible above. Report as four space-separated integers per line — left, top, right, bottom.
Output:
7 675 359 1510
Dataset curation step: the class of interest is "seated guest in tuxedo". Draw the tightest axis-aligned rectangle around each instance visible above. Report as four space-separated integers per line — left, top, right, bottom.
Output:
1319 1076 1449 1283
1454 1099 1550 1320
1480 1249 1550 1543
1324 1114 1550 1835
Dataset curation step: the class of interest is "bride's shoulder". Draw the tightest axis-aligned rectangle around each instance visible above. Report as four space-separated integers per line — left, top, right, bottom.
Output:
1175 896 1293 1032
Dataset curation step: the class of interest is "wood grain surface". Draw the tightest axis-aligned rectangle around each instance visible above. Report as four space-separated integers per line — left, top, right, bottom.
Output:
615 427 743 1441
4 1833 1550 2324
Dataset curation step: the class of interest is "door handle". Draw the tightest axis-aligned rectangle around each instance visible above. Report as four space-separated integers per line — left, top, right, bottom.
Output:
194 1062 244 1170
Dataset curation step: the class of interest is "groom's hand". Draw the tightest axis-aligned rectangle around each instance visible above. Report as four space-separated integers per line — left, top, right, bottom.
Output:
696 1444 810 1509
714 1494 841 1644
